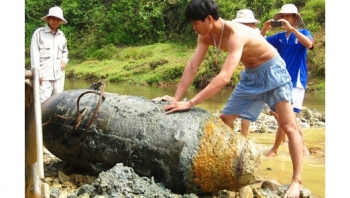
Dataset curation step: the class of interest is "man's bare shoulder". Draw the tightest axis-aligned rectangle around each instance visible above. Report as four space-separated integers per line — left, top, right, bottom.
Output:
227 21 258 37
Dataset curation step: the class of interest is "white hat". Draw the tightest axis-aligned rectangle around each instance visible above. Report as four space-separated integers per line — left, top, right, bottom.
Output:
273 4 303 26
41 6 68 24
232 9 260 25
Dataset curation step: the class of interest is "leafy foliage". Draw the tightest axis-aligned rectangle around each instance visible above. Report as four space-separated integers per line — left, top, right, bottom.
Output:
301 0 325 27
25 0 325 88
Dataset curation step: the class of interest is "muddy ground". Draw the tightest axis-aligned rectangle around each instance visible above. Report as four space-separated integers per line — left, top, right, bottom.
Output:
42 148 323 198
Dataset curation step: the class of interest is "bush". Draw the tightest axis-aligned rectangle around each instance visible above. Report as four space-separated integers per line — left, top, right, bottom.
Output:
300 0 325 26
89 44 118 60
145 74 163 85
162 66 185 81
25 58 31 70
108 75 123 83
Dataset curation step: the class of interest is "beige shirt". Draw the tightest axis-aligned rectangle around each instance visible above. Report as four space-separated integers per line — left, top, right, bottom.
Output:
30 25 69 80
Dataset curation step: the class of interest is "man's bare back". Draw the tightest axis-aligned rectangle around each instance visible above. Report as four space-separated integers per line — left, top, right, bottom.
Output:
200 20 278 68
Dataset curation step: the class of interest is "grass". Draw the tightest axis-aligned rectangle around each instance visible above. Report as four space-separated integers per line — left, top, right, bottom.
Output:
66 43 194 86
26 35 325 93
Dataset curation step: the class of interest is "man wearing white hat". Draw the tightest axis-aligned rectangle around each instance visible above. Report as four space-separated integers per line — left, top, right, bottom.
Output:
30 6 69 103
232 9 260 32
232 9 262 137
261 4 314 161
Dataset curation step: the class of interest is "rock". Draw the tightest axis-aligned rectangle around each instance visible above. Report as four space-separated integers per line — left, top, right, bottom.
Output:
305 108 312 119
67 193 78 198
261 180 281 191
76 185 95 196
300 188 313 197
300 122 310 129
70 174 97 187
314 121 325 127
234 105 325 136
309 147 325 157
76 163 195 198
58 171 70 183
77 193 90 198
239 185 254 198
320 114 325 122
277 185 312 198
300 117 307 122
50 188 61 198
311 110 322 120
261 126 269 133
58 191 68 198
211 189 236 197
41 129 322 198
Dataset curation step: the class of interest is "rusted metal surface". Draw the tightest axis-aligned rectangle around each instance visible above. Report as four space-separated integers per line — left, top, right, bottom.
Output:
41 89 261 194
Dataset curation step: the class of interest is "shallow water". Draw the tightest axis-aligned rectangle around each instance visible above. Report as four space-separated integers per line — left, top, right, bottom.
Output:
250 128 325 197
65 80 325 113
64 79 326 197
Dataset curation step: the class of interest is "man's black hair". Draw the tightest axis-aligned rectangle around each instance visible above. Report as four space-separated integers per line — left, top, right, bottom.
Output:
185 0 220 22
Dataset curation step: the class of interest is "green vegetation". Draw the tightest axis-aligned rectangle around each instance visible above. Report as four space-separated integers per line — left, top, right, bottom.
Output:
25 0 325 93
65 43 192 85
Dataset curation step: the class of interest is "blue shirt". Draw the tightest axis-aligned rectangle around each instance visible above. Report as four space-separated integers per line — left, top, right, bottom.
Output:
266 29 313 89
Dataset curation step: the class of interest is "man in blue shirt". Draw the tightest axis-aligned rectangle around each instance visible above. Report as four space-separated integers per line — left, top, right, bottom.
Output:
261 4 314 157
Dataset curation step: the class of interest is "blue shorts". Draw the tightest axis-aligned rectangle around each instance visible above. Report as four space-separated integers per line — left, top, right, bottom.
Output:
222 55 293 122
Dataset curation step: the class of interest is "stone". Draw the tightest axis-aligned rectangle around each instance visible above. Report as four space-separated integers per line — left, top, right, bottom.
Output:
261 180 281 191
239 185 253 198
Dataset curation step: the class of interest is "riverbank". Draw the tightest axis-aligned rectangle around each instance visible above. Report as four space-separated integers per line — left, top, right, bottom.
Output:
42 106 325 198
57 42 325 94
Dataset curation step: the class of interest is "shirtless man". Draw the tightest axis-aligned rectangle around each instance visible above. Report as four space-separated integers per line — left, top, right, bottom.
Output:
155 0 304 197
